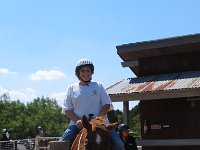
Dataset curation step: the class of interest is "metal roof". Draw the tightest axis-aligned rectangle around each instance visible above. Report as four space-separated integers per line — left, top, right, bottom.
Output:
107 71 200 101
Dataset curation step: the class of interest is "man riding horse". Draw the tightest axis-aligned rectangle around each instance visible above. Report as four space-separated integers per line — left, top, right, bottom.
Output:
59 59 124 150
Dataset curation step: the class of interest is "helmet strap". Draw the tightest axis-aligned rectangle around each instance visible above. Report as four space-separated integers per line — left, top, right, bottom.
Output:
79 77 91 86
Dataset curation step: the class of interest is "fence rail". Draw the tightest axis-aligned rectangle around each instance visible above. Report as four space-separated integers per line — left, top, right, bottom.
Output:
2 138 200 150
0 137 69 150
0 139 34 150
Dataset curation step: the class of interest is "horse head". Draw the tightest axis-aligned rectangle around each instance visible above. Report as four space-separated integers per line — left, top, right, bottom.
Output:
71 115 119 150
82 115 119 150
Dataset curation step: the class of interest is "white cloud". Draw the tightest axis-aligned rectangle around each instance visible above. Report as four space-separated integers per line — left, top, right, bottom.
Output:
0 68 17 75
23 88 37 94
29 70 66 80
0 87 37 103
48 92 66 106
0 86 66 106
0 87 7 94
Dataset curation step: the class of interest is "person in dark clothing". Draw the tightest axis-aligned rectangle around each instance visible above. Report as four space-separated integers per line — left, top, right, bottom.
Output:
118 124 138 150
1 129 11 149
38 126 45 137
2 129 10 141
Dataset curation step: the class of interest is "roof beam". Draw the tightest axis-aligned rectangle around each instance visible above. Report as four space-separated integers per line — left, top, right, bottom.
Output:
117 34 200 53
109 88 200 102
121 60 139 68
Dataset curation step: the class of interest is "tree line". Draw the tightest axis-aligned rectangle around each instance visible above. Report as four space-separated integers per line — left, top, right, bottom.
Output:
0 93 140 140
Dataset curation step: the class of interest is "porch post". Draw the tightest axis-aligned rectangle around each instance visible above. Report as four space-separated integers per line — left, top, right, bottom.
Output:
123 101 129 124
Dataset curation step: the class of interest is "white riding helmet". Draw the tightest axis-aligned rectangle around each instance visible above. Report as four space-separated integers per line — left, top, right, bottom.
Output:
2 129 7 132
75 59 94 81
76 59 93 67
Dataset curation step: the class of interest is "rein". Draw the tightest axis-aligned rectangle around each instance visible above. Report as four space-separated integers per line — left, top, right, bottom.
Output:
71 128 87 150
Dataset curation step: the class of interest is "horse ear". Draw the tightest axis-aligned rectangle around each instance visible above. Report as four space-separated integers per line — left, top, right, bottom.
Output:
106 121 120 132
82 115 91 129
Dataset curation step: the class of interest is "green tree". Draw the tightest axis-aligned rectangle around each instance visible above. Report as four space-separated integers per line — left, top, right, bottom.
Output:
129 104 141 138
0 96 68 140
0 92 11 101
25 97 68 138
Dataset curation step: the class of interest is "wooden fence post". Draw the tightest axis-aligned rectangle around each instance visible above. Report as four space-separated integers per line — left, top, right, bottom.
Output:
48 141 69 150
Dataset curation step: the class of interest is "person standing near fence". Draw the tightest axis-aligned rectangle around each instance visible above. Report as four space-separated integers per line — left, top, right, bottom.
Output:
1 129 10 141
38 126 45 137
1 129 11 150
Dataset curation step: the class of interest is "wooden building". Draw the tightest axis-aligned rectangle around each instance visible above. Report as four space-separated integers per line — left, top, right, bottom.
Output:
107 34 200 149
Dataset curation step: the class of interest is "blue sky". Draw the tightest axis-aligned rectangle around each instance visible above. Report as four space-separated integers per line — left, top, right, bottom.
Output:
0 0 200 110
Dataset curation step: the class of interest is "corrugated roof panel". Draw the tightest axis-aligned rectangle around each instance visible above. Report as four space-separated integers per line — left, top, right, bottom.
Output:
108 79 125 94
194 78 200 87
107 71 200 95
167 72 200 90
125 75 161 93
140 73 180 92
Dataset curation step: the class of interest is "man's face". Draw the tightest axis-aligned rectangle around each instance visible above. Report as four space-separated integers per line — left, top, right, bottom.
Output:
79 66 92 81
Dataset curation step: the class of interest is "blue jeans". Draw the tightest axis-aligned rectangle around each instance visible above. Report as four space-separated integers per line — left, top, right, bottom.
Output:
59 125 80 145
59 125 124 150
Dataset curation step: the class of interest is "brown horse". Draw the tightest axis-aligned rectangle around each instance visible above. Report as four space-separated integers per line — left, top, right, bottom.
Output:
71 115 119 150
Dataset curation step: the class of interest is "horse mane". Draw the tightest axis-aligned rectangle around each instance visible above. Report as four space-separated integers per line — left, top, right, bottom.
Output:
71 128 87 150
89 116 108 131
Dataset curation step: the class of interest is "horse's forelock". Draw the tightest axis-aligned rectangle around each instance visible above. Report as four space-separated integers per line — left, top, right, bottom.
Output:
90 117 104 124
90 117 109 132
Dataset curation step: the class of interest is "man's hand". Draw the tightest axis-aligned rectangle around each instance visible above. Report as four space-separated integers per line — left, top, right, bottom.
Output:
98 104 111 117
76 120 83 129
